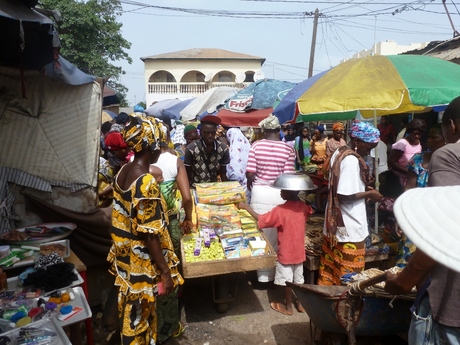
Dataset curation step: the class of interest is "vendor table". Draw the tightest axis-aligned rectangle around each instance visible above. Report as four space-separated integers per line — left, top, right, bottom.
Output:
2 250 93 345
303 254 390 284
181 231 277 312
65 250 93 345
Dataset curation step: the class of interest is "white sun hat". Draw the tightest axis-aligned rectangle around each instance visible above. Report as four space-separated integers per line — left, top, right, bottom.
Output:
393 186 460 273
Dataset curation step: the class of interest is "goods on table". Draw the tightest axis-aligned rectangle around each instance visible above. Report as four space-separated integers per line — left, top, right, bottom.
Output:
182 182 267 262
195 181 246 205
0 247 39 268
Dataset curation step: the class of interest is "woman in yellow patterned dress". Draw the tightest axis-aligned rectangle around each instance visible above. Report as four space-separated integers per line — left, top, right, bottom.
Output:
107 115 184 345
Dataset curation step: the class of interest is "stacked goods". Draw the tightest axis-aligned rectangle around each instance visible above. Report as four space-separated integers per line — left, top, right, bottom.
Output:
305 216 324 257
183 235 225 263
195 181 246 205
183 182 269 262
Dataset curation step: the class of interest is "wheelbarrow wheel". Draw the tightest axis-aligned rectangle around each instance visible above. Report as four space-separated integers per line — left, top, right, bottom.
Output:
215 302 229 313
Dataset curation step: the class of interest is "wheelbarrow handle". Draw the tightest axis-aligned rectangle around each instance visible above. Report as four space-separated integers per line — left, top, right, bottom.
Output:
351 273 387 294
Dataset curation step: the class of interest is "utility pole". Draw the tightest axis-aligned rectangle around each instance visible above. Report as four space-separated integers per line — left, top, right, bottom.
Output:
308 8 319 78
442 0 460 37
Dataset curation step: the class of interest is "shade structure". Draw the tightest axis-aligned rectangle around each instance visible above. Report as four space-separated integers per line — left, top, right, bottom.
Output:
145 99 182 117
103 86 120 106
180 86 239 121
217 108 273 127
162 98 195 120
224 79 296 112
274 55 460 123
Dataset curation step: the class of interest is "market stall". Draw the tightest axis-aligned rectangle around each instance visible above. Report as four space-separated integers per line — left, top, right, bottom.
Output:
181 181 276 312
0 222 93 344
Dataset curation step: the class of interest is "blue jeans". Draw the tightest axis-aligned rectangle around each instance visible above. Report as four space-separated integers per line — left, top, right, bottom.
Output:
409 295 460 345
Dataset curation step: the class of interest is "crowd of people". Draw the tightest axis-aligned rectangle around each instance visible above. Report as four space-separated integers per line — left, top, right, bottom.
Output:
97 98 460 344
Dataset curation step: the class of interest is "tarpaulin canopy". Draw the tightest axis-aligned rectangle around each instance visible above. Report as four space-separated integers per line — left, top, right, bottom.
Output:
217 108 273 127
0 66 101 186
0 0 59 70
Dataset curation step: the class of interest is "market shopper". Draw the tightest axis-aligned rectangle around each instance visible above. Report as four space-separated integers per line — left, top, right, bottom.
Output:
294 125 312 171
385 96 460 344
318 121 383 286
246 114 296 284
184 115 230 187
175 124 199 161
107 115 183 344
226 127 251 202
310 125 328 169
152 128 193 342
388 118 426 189
326 122 347 156
404 124 445 190
390 125 446 269
237 176 313 316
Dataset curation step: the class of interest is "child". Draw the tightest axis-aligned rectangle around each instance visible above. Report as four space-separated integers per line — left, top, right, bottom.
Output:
238 188 313 316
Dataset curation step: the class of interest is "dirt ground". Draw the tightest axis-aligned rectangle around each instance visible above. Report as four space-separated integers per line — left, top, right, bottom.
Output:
88 271 408 345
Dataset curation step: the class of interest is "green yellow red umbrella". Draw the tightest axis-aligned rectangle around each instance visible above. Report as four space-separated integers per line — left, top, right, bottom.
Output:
274 54 460 123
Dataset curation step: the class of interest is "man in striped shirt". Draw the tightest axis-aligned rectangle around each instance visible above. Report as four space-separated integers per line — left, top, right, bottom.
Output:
246 114 296 285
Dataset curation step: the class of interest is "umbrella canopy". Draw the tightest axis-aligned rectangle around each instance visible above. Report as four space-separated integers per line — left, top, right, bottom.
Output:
279 55 460 122
180 86 239 121
217 108 273 127
162 98 195 120
224 79 296 112
145 99 182 117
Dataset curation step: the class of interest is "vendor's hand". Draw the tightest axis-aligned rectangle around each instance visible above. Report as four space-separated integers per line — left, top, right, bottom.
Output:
181 220 194 234
160 272 174 295
237 202 248 210
384 271 414 295
366 189 383 203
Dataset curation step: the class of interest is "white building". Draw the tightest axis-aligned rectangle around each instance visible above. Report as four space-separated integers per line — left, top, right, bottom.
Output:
341 40 430 63
141 48 265 107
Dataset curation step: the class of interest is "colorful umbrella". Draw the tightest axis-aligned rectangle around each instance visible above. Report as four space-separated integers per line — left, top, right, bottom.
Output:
224 79 296 112
274 55 460 123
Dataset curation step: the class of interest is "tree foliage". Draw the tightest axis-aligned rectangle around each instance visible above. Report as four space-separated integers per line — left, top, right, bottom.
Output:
39 0 132 101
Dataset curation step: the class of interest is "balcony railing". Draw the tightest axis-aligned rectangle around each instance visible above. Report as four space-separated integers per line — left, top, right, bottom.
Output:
148 82 250 94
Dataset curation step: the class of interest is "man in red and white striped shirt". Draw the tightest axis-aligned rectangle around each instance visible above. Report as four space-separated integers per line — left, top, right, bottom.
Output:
246 114 296 285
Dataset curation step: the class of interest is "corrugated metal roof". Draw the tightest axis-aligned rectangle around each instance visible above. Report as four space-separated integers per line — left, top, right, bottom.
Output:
141 48 265 62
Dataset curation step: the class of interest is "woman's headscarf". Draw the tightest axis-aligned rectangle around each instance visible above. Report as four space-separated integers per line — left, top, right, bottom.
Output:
349 120 380 143
259 114 281 130
332 122 345 131
122 115 161 152
226 128 251 199
171 123 186 145
315 125 325 133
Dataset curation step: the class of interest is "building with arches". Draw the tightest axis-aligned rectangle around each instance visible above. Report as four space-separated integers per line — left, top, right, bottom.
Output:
141 48 265 107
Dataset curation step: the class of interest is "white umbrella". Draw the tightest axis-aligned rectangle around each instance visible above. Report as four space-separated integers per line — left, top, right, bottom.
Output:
145 99 182 117
180 86 239 121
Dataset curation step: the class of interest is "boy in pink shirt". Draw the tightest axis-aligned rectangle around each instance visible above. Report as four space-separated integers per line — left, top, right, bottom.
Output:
238 188 313 315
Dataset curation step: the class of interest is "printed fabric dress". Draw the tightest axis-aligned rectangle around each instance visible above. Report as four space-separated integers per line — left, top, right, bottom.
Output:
107 171 184 345
394 152 427 268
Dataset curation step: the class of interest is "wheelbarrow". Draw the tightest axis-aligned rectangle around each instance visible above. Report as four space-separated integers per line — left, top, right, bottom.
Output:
287 274 414 345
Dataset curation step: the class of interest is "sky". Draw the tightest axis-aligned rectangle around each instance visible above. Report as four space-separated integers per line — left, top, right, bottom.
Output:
115 0 459 106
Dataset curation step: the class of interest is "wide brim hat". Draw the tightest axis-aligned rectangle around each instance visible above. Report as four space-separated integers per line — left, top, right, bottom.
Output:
393 186 460 273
